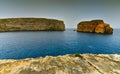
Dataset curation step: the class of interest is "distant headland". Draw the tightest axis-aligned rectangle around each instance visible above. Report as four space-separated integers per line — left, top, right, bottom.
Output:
0 18 65 32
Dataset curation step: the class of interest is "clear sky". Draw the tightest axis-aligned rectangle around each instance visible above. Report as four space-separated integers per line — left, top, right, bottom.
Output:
0 0 120 28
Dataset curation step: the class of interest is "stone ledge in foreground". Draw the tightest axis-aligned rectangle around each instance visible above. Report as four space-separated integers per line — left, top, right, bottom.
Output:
0 54 120 74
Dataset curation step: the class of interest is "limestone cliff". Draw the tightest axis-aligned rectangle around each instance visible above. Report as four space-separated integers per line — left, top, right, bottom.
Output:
0 18 65 32
77 20 113 34
0 54 119 74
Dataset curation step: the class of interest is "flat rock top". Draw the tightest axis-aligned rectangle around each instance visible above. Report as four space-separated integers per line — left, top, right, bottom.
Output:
0 18 63 22
0 54 120 74
0 18 64 25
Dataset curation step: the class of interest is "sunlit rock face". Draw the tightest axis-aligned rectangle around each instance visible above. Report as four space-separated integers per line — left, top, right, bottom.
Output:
0 18 65 32
77 20 113 34
0 54 119 74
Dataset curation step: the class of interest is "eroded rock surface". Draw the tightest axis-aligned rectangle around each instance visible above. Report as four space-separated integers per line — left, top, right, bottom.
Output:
0 54 119 74
0 18 65 32
77 20 113 34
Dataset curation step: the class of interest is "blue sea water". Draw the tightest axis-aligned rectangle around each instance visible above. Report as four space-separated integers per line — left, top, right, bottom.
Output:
0 29 120 59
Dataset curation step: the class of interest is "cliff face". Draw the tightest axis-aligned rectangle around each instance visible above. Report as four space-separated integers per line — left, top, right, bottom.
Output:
0 54 119 74
0 18 65 32
77 20 113 34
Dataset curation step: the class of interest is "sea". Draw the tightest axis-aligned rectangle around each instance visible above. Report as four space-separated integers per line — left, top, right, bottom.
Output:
0 29 120 59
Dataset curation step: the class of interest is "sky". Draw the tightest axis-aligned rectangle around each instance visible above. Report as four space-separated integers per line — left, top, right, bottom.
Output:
0 0 120 28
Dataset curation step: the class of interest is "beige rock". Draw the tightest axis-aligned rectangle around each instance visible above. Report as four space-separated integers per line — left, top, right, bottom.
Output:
0 54 119 74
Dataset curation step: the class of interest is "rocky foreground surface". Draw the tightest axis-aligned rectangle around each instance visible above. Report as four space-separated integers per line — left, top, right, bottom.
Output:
0 54 119 74
77 20 113 34
0 18 65 32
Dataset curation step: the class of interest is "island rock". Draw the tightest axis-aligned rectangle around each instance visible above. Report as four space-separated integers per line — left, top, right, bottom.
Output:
77 20 113 34
0 18 65 32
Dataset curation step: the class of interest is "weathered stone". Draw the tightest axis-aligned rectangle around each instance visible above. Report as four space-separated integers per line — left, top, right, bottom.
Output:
105 25 113 34
0 18 65 32
95 24 105 33
77 20 113 34
0 54 119 74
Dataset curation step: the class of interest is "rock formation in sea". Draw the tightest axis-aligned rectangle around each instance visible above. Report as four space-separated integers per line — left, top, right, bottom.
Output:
77 20 113 34
0 54 119 74
0 18 65 32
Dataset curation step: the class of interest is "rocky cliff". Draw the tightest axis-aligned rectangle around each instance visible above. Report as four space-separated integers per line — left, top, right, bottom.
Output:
77 20 113 34
0 54 119 74
0 18 65 32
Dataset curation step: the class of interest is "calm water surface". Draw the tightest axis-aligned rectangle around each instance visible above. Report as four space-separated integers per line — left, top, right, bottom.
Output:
0 29 120 59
